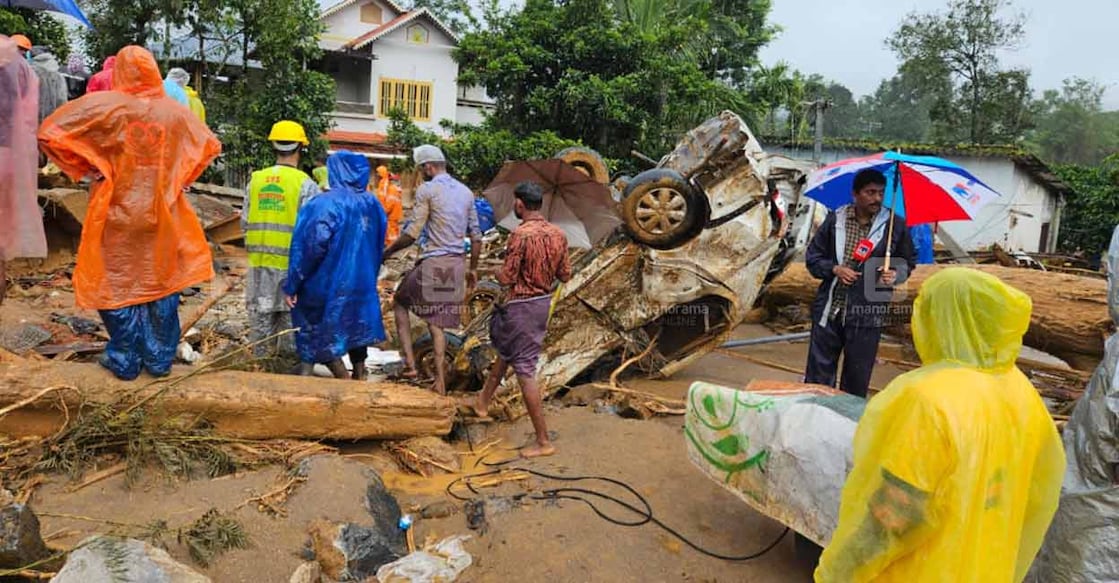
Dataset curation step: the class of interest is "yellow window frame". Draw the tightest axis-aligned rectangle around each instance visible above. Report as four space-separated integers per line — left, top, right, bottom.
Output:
378 77 434 122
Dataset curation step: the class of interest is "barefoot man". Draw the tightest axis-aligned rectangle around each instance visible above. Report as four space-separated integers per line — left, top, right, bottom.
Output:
473 182 571 458
384 144 482 394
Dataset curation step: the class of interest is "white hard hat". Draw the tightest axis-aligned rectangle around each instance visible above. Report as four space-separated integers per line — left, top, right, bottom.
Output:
413 144 446 165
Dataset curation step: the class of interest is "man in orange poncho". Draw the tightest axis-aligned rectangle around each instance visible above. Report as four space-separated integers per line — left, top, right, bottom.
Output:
374 164 403 246
39 46 221 380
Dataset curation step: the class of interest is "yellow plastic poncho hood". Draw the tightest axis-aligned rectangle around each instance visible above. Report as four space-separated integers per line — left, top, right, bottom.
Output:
816 268 1065 583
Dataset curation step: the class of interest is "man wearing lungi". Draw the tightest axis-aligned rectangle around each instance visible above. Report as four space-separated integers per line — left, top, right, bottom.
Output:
384 144 482 394
472 182 571 458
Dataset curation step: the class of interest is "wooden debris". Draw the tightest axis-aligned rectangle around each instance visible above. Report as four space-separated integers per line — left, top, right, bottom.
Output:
0 362 456 440
765 263 1112 368
33 343 105 357
178 274 234 340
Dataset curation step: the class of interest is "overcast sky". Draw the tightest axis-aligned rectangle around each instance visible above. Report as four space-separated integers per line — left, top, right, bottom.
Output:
759 0 1119 109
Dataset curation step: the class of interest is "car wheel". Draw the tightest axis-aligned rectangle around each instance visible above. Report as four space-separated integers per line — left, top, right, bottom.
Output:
466 281 503 324
621 168 705 249
555 146 610 184
413 331 465 380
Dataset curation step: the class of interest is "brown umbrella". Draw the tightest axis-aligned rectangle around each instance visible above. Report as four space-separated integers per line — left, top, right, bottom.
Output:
483 159 621 249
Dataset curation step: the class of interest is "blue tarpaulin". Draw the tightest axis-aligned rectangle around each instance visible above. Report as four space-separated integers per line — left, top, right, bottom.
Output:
283 151 388 364
3 0 93 28
910 224 935 264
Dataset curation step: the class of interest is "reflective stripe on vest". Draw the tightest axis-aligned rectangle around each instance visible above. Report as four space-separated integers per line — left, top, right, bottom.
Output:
245 165 308 270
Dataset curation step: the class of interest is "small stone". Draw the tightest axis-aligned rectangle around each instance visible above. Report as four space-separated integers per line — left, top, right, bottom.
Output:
0 503 49 568
420 501 458 520
289 560 322 583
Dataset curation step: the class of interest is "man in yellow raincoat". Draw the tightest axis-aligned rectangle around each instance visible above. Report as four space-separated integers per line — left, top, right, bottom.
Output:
39 46 220 380
816 268 1064 582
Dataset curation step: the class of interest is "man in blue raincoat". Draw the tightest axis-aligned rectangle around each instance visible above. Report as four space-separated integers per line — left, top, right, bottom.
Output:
283 151 388 380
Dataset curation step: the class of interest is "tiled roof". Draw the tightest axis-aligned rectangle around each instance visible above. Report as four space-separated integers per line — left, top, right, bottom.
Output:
343 7 460 49
319 0 406 19
326 130 387 144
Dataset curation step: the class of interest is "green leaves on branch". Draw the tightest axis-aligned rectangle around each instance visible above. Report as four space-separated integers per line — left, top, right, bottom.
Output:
385 109 582 189
1055 156 1119 254
0 8 71 60
454 0 777 161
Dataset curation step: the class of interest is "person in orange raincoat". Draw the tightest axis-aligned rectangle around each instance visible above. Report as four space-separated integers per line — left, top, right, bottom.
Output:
373 164 403 246
39 46 221 380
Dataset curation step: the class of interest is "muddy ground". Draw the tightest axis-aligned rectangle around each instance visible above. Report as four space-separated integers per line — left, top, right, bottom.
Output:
8 322 910 583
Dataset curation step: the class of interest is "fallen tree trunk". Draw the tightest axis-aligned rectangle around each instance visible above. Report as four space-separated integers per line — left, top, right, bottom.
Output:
0 362 455 440
764 263 1112 370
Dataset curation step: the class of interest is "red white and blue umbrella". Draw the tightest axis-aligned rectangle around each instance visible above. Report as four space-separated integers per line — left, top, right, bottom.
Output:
803 151 1002 225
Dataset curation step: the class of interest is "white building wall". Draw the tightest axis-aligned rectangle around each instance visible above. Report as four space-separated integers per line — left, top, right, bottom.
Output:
320 0 400 51
369 25 459 137
766 145 1059 253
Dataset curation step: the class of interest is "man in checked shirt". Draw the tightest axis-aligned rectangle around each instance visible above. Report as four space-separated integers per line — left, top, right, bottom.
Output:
472 182 571 458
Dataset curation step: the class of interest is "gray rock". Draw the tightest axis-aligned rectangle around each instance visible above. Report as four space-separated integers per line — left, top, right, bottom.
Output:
0 502 49 568
51 536 210 583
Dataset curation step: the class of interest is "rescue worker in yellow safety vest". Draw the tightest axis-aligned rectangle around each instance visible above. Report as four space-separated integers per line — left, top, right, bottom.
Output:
374 165 404 246
312 152 329 190
242 120 321 358
815 268 1064 583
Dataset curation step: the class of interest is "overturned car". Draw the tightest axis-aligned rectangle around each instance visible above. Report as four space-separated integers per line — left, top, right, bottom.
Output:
427 112 814 392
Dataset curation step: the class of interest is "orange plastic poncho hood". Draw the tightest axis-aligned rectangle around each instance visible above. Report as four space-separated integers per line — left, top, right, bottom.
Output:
110 46 163 98
816 268 1065 583
38 45 222 310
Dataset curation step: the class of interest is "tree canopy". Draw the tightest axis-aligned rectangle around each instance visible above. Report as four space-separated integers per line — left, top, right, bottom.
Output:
454 0 777 160
0 8 71 60
887 0 1032 144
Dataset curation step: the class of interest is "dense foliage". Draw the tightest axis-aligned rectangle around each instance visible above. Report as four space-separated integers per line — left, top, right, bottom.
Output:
385 109 581 189
0 8 71 60
454 0 775 160
1055 155 1119 254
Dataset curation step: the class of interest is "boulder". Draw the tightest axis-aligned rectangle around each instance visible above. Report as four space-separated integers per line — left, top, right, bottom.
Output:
0 500 49 569
51 536 209 582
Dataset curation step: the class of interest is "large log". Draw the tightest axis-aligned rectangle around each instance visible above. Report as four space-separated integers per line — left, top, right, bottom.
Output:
0 362 455 440
764 263 1112 369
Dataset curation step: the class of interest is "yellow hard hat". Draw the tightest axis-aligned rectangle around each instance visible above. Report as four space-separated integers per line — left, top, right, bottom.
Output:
268 120 310 146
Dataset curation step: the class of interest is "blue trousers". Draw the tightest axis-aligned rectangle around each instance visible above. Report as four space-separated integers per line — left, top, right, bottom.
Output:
98 294 181 380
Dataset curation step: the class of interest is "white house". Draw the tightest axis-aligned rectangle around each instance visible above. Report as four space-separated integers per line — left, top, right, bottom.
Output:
316 0 495 155
765 139 1074 254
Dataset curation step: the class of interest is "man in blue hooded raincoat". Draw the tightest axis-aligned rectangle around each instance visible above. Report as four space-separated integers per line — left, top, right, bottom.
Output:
283 151 388 380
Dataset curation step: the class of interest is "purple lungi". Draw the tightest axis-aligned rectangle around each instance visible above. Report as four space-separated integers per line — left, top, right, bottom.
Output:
394 254 467 329
489 293 552 378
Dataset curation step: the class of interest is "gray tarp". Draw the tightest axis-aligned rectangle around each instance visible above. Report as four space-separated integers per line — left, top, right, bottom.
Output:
1028 226 1119 582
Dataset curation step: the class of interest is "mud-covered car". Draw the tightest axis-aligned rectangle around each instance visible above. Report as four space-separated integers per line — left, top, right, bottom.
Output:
432 111 812 392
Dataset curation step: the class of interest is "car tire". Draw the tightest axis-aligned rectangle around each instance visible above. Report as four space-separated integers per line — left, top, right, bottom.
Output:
555 146 610 184
620 168 706 249
465 281 503 325
412 331 465 380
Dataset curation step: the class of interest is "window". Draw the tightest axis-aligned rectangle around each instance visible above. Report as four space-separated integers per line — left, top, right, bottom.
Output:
360 3 383 24
406 24 429 44
379 78 432 122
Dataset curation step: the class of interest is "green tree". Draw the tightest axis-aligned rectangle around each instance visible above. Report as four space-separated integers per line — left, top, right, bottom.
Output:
888 0 1031 144
860 68 939 142
1029 78 1119 165
385 109 581 189
82 0 162 61
406 0 480 35
456 0 771 160
209 0 336 176
0 8 72 60
1055 155 1119 254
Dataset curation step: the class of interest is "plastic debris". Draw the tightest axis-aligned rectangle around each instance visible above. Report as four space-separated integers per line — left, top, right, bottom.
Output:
375 535 473 583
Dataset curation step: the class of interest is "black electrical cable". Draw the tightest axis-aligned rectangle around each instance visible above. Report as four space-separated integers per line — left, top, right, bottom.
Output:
445 457 790 562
